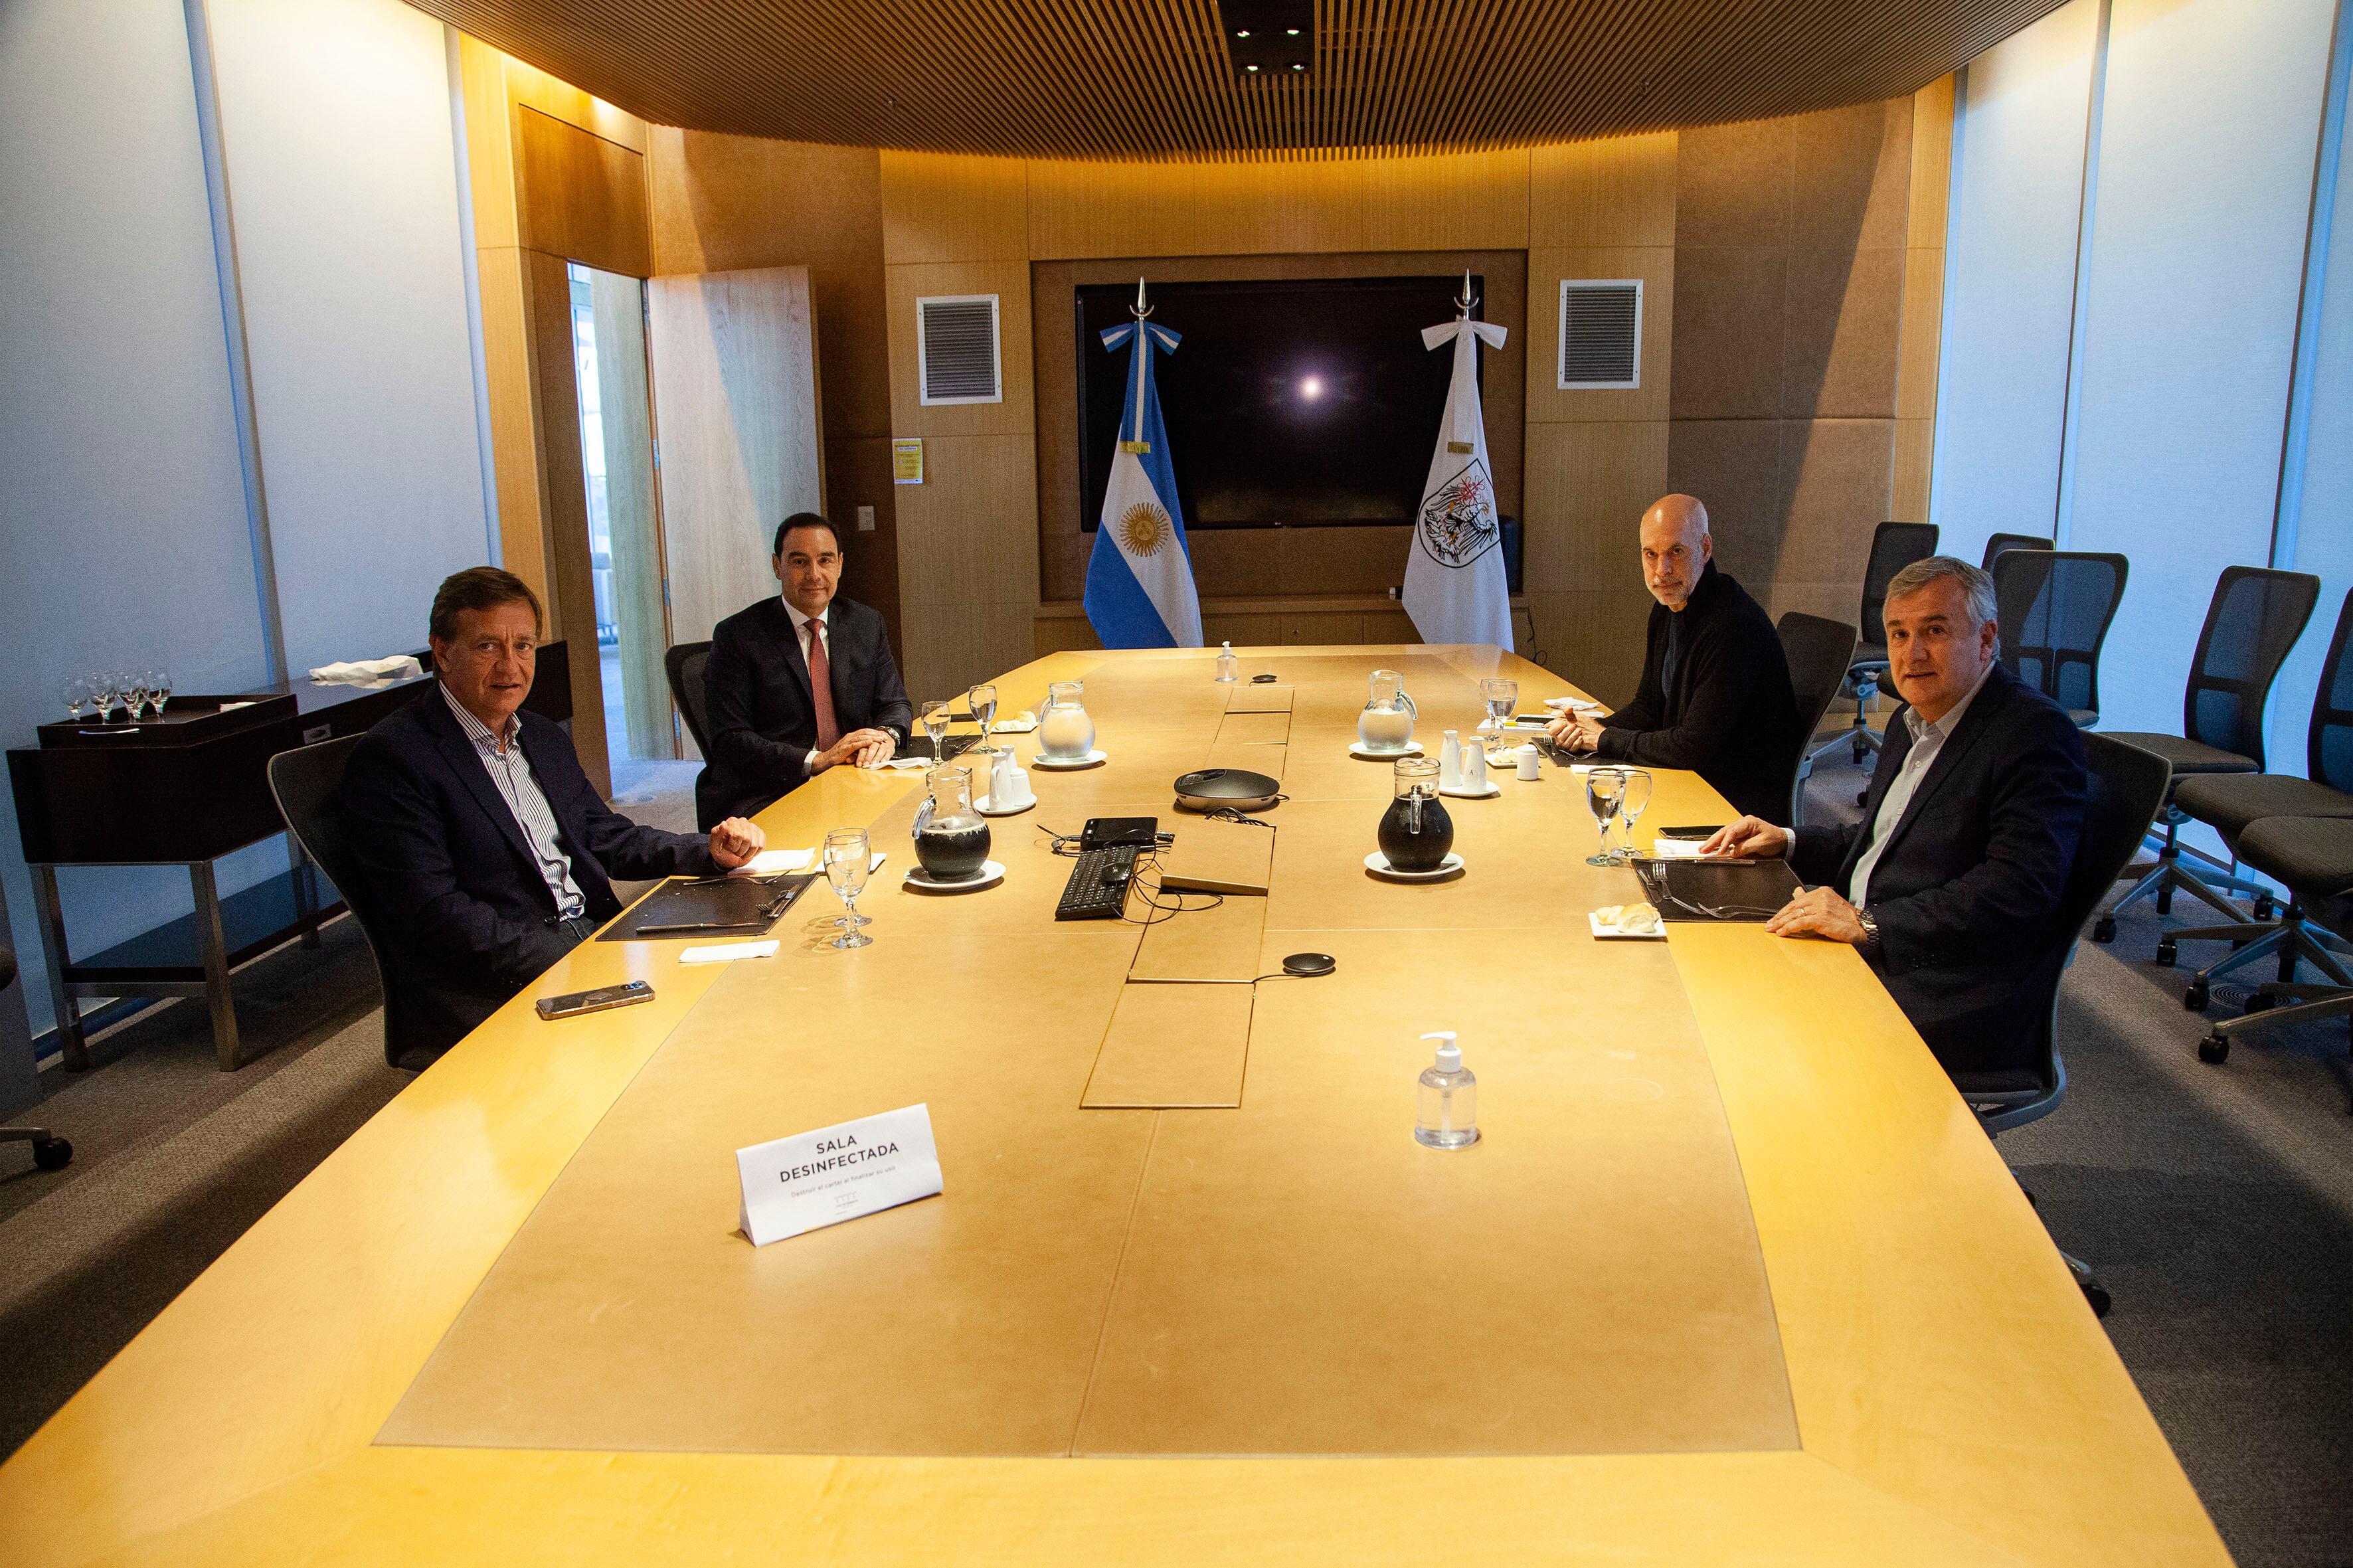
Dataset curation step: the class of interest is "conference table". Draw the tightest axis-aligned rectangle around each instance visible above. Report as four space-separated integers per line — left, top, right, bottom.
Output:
0 644 2227 1564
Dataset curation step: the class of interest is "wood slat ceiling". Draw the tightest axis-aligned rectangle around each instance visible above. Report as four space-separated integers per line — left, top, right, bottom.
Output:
410 0 2062 160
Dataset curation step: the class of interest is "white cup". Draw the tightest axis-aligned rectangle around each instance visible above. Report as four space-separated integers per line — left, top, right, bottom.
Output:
1516 744 1543 781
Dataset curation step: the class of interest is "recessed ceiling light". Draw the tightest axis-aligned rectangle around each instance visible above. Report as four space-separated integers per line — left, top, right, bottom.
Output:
1290 62 1305 70
1286 27 1300 35
1235 28 1250 37
1244 62 1260 72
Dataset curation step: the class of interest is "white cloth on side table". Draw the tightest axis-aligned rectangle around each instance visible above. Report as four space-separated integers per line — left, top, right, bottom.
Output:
308 655 424 684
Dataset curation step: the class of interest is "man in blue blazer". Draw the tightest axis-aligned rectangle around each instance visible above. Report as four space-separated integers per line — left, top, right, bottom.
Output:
1703 557 2088 1079
345 568 764 1066
695 513 913 829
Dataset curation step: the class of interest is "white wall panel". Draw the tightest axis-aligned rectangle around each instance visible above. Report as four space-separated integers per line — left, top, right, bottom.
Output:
1931 0 2100 563
203 0 488 674
2064 0 2336 734
0 0 270 1034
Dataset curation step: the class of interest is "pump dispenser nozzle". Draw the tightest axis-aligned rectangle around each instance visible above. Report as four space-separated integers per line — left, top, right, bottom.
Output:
1421 1030 1460 1071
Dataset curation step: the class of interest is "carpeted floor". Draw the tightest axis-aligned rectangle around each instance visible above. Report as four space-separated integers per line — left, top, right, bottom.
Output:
1 749 2348 1563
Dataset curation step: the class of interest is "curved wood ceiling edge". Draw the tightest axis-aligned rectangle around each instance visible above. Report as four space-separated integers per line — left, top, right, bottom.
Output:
409 0 2062 161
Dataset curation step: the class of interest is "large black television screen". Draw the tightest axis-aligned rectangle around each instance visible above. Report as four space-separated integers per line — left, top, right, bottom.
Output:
1076 275 1483 531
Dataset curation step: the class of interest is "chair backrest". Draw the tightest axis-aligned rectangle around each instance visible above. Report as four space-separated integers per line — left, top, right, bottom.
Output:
1859 521 1939 650
1992 549 2128 719
1775 611 1859 820
2179 566 2320 766
665 641 714 756
266 736 406 1054
2307 588 2353 794
2000 734 2172 1107
1980 532 2053 570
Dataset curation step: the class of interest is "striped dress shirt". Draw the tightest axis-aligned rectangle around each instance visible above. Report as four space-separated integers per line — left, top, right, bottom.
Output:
439 684 587 918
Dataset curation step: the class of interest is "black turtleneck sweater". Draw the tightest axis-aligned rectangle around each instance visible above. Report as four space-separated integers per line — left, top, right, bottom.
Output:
1591 561 1804 822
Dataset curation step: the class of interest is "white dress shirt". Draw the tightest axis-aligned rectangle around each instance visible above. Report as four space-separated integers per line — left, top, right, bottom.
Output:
439 684 587 918
1845 661 1996 908
783 596 831 775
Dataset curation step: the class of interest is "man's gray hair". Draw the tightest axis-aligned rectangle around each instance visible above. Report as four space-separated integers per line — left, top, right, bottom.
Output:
1883 555 1997 630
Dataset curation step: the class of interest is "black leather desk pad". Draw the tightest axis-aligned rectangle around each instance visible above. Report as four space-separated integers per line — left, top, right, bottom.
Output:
1635 859 1802 922
598 875 816 941
895 733 978 762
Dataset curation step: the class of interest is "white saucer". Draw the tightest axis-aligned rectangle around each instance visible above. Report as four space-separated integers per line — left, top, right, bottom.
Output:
1439 780 1503 800
1031 748 1107 770
1364 850 1465 882
1589 911 1666 941
1350 741 1425 761
974 792 1035 816
904 859 1005 893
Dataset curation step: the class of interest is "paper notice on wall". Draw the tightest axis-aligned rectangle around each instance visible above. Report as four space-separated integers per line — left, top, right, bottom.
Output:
892 438 924 484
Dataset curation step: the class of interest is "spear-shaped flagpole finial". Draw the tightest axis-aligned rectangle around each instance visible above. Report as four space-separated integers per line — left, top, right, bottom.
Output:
1456 268 1478 317
1132 276 1152 320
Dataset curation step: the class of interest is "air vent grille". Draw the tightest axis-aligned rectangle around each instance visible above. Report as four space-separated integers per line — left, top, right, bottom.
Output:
1557 280 1642 390
918 295 1002 405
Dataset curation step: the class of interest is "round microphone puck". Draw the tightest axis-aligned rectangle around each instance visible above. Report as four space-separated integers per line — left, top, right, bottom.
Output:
1281 952 1337 978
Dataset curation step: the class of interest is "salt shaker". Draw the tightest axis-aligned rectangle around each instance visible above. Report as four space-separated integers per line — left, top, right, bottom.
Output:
1515 742 1543 781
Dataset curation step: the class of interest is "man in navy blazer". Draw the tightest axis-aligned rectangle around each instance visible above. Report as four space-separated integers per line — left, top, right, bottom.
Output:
345 568 764 1066
695 512 913 829
1702 557 2087 1079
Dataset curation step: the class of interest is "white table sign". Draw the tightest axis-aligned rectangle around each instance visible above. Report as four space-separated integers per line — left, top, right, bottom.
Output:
735 1104 942 1247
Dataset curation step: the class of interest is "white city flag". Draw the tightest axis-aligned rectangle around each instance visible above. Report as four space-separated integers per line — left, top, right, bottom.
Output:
1403 313 1512 650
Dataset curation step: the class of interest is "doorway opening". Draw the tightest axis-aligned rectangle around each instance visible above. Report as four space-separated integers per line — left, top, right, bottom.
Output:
566 262 687 804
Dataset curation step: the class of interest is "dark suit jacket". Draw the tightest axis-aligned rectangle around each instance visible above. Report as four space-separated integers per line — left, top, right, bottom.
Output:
1593 563 1803 821
1791 661 2087 1078
343 691 715 1063
695 595 913 828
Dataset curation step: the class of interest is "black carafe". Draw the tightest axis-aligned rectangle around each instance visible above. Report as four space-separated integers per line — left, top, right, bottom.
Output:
1377 757 1454 872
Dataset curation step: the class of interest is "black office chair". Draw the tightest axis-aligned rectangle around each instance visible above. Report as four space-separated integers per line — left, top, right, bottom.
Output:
1992 549 2127 729
2190 816 2353 1094
1955 733 2171 1317
1809 521 1939 771
0 946 70 1172
2096 566 2320 943
267 737 416 1071
2170 588 2353 1011
1775 612 1858 828
1980 532 2054 570
665 641 715 756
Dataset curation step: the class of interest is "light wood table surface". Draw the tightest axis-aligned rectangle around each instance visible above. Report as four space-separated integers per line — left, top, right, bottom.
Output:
0 646 2228 1564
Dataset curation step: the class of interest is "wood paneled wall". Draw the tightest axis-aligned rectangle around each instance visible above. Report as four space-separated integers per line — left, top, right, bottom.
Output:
459 38 656 791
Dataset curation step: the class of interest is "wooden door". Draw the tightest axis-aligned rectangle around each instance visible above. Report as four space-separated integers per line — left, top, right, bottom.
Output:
646 267 826 679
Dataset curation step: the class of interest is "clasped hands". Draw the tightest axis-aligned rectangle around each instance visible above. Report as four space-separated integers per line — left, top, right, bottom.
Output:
1696 816 1868 946
816 727 897 772
1543 711 1606 753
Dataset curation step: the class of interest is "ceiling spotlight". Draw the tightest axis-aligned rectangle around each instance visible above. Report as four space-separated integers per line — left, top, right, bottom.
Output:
1235 28 1250 36
1245 62 1260 72
1286 27 1300 34
1290 62 1305 70
1301 375 1323 400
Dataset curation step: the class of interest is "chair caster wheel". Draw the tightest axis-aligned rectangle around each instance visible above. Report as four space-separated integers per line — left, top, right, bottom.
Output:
1855 789 1871 807
2198 1033 2229 1064
2081 1278 2113 1318
2183 980 2209 1012
2092 915 2117 944
2155 938 2177 968
2244 992 2277 1013
31 1136 70 1172
2254 895 2276 920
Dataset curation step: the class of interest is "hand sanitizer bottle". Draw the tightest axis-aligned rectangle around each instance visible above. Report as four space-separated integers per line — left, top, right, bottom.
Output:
1415 1031 1479 1148
1215 641 1239 683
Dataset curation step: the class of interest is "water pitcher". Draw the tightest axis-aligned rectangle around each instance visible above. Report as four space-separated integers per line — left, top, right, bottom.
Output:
1357 669 1417 754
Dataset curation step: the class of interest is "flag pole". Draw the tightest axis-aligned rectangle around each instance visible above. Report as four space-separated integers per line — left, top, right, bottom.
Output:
1129 278 1152 445
1455 268 1477 319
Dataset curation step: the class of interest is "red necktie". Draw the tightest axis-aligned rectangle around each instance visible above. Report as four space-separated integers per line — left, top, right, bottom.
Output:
806 618 841 750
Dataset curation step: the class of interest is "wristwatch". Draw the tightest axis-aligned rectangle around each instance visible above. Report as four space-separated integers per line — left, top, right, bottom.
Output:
1856 909 1883 960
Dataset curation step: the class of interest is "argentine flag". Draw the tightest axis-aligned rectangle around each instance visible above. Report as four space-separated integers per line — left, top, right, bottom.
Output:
1085 316 1204 648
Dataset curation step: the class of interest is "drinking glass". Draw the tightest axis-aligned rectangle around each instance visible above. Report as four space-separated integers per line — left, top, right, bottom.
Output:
149 669 173 715
122 672 150 720
920 699 950 763
1480 677 1518 752
1584 767 1626 867
57 675 90 721
1613 768 1654 865
824 828 873 949
91 671 120 721
967 683 998 756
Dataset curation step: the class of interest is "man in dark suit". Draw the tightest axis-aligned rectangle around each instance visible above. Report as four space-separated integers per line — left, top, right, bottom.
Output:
1545 494 1802 820
695 512 914 829
1701 557 2087 1078
345 568 764 1065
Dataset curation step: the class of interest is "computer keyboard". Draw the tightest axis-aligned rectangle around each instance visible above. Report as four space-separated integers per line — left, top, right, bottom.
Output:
1055 844 1139 920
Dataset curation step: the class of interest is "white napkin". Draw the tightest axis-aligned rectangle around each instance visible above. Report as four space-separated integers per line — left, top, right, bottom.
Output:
879 756 934 771
980 711 1039 733
1543 695 1603 713
309 654 423 685
680 940 779 964
1647 837 1707 859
